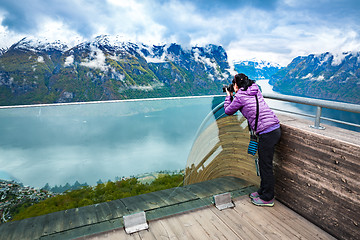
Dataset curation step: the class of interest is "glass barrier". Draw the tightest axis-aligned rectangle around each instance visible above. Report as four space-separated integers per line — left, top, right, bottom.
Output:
0 97 220 190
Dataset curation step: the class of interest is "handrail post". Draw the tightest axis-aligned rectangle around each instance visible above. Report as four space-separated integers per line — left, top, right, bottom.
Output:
310 106 325 130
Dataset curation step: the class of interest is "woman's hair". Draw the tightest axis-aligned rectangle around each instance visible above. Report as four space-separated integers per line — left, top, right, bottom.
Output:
233 73 255 91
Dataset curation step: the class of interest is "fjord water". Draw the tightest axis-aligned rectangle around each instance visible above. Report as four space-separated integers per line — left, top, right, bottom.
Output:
0 97 222 188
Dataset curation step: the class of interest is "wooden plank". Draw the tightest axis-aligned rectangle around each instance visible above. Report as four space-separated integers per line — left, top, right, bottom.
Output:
209 202 267 239
274 160 359 239
154 215 194 240
235 196 321 240
172 211 211 239
190 205 241 239
79 227 141 240
148 218 181 239
266 200 336 240
237 199 302 239
137 222 161 240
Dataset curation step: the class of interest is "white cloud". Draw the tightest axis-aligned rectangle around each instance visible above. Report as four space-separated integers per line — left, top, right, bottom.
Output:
302 73 313 79
64 55 74 67
80 46 108 71
37 56 44 63
34 18 85 48
316 75 325 81
130 83 164 91
0 0 359 66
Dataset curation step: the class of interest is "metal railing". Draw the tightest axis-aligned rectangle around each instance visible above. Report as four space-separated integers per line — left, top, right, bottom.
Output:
0 93 359 130
194 93 360 138
262 93 360 129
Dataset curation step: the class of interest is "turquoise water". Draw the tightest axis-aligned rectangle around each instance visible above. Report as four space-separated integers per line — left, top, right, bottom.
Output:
0 97 223 188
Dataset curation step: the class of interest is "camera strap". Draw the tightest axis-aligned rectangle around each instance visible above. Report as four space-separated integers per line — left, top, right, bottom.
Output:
255 95 259 132
248 95 259 136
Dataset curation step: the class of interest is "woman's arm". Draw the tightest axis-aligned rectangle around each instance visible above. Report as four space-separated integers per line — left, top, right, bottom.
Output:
224 95 242 115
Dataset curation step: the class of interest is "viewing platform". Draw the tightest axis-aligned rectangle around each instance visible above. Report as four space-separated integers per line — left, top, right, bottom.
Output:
0 94 359 239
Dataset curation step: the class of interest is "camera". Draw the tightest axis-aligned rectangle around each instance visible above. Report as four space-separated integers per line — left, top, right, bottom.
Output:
222 84 234 93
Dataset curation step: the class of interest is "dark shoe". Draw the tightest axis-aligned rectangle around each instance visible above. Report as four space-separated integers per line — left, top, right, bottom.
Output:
249 191 260 199
251 197 274 207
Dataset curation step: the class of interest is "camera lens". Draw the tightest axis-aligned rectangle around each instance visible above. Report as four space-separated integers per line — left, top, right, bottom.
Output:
222 84 234 93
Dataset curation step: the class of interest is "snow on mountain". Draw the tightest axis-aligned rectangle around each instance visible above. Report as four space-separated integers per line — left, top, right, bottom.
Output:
0 35 232 105
12 36 69 52
233 59 283 80
234 59 282 69
270 51 360 104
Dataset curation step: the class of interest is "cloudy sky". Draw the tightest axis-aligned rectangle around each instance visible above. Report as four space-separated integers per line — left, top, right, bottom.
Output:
0 0 359 65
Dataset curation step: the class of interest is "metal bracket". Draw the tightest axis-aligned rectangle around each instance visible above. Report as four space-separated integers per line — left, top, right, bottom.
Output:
213 192 235 210
309 106 326 130
123 211 149 234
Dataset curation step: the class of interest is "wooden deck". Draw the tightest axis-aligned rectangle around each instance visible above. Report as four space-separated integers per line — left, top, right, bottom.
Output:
81 195 335 240
184 114 360 239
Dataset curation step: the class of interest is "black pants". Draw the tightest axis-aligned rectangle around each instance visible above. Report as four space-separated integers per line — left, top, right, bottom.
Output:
257 127 281 201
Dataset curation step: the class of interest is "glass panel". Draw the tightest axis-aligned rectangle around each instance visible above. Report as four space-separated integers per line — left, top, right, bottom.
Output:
0 97 218 189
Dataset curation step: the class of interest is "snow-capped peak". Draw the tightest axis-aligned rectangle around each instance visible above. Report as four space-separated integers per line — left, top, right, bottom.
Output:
93 35 133 47
313 51 360 67
12 36 69 52
233 58 282 69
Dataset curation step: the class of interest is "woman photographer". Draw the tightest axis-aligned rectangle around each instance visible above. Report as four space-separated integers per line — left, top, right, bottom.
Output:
224 73 281 207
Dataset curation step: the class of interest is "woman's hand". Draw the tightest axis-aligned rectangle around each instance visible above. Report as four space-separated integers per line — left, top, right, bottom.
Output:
226 88 233 97
234 82 239 93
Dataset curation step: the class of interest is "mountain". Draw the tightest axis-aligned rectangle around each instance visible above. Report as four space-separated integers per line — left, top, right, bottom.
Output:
269 52 360 104
0 35 232 105
233 59 283 80
0 48 6 56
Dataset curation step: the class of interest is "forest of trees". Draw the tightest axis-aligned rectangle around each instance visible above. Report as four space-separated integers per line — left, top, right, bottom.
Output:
11 173 184 221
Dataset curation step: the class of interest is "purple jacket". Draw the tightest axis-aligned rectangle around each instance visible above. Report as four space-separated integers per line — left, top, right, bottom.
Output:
224 83 279 134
